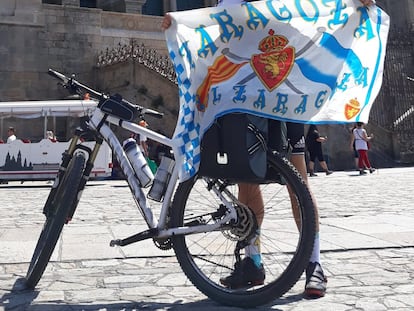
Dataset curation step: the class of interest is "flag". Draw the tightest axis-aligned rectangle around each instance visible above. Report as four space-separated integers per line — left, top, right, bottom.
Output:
164 0 390 181
196 55 247 112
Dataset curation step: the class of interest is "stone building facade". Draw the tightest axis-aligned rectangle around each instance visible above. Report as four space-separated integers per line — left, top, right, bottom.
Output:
0 0 180 139
0 0 169 100
1 0 413 169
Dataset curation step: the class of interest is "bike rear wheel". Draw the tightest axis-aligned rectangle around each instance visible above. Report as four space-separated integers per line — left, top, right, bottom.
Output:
25 152 86 289
171 152 316 307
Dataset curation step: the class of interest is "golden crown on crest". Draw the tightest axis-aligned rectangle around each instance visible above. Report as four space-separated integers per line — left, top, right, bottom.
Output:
258 29 289 53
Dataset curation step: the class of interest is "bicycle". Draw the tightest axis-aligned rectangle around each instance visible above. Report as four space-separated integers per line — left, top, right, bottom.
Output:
25 68 316 308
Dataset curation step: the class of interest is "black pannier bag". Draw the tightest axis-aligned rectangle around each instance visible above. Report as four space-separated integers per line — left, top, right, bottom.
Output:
98 94 138 122
198 113 287 183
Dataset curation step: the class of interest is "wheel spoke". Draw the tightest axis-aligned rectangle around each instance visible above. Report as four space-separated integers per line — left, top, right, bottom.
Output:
171 153 316 307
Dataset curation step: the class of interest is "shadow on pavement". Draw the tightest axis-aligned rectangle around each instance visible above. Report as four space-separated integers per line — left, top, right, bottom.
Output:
0 183 105 189
0 278 39 311
0 278 305 311
0 184 52 189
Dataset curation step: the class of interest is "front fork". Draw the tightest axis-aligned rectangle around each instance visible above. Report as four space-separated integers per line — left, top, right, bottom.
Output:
43 128 103 222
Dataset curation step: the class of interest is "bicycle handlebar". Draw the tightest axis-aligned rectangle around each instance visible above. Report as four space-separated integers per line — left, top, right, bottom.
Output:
48 69 164 119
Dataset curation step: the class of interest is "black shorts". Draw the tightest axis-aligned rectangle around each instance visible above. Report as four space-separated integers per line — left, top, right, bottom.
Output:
287 122 305 154
308 147 325 162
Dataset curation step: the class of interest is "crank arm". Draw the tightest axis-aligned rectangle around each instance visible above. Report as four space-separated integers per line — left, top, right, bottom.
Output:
156 221 232 239
110 228 158 247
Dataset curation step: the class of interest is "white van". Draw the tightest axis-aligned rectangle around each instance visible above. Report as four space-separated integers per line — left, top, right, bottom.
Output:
0 100 112 182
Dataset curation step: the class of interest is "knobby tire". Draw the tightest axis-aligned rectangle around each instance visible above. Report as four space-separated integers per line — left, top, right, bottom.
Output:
25 153 86 289
171 151 316 308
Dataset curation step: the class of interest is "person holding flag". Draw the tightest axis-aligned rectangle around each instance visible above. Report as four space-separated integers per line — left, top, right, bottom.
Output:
162 0 377 299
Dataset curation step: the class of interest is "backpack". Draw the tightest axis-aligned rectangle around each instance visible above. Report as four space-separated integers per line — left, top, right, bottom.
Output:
198 113 287 183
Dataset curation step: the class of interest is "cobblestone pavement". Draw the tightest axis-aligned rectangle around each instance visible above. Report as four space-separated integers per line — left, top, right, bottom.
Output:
0 167 413 311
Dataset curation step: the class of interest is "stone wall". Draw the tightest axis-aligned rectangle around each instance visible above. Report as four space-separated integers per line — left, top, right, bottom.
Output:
0 0 410 169
94 60 179 138
0 0 167 102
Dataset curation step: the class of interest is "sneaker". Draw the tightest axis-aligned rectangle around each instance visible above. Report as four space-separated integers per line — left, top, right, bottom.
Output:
220 257 265 289
325 170 333 175
369 168 376 174
304 262 327 298
309 172 318 177
360 169 367 175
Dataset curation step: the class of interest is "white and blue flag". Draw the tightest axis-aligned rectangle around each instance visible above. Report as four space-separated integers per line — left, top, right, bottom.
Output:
164 0 390 181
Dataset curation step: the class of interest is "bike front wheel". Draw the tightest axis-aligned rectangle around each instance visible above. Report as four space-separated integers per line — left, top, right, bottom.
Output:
171 152 316 307
25 152 86 289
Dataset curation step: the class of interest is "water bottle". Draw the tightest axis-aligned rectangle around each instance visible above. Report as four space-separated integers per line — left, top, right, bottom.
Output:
123 138 154 188
147 156 175 202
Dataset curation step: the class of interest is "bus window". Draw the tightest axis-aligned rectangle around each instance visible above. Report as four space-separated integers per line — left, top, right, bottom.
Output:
0 100 112 182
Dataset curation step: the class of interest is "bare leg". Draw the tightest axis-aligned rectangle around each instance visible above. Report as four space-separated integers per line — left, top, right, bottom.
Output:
288 155 326 298
319 161 331 173
237 183 264 269
308 160 315 174
289 154 320 232
237 183 264 225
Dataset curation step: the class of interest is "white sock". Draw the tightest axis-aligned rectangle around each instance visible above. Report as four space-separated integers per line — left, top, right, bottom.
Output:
309 232 321 263
245 230 262 268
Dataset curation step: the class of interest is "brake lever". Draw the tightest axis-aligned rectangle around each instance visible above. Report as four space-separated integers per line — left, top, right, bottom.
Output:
142 107 164 119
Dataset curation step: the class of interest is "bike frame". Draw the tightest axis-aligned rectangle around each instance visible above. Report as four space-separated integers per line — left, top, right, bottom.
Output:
86 108 238 244
26 70 317 307
43 68 239 246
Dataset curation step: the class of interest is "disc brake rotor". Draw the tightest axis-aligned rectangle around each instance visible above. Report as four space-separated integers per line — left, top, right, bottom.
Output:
222 204 257 242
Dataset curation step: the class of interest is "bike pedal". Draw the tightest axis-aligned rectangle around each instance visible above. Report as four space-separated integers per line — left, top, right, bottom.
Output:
110 239 122 247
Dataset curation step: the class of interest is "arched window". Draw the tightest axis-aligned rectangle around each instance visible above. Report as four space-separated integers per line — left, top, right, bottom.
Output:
177 0 205 11
80 0 97 8
142 0 164 16
42 0 62 4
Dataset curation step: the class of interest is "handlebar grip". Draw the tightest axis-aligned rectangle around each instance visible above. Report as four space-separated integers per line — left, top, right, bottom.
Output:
143 108 164 119
47 69 164 118
48 69 69 83
48 68 104 100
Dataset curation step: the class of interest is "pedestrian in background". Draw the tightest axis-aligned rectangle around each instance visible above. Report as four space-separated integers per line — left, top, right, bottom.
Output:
7 127 17 143
349 124 359 170
305 125 333 177
46 130 57 142
353 122 375 175
137 120 149 157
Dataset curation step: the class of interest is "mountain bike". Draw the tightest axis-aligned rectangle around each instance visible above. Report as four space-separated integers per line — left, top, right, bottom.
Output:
25 69 316 308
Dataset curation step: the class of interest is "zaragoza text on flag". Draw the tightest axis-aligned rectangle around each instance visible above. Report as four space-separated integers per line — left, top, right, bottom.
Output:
164 0 389 180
